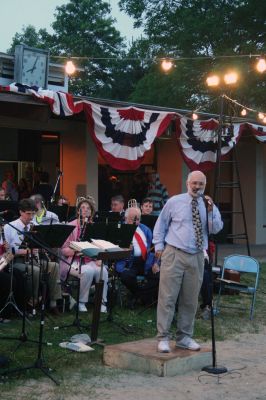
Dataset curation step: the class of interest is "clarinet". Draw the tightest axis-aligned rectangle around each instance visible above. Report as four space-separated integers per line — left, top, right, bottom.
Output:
29 223 40 265
79 216 89 242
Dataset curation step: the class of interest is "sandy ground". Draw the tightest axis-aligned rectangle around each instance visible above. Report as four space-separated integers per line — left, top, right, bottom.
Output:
2 330 266 400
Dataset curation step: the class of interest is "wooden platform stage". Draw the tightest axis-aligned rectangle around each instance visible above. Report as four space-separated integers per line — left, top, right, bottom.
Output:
103 338 212 377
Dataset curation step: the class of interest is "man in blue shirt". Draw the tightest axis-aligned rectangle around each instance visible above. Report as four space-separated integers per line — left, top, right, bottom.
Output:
153 170 223 353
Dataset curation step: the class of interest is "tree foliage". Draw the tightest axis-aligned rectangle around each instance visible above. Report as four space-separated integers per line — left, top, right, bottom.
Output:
8 0 266 111
50 0 125 96
119 0 266 111
8 25 52 54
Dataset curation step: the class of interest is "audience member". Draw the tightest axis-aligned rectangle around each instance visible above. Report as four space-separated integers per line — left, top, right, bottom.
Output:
32 171 53 205
2 170 18 201
146 172 168 215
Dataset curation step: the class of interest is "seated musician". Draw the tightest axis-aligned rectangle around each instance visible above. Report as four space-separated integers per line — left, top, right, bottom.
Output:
110 195 125 222
140 197 154 215
60 197 108 313
4 199 62 315
30 194 59 225
115 207 160 308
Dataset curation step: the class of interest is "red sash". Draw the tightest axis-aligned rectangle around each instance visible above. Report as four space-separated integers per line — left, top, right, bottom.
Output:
134 231 147 260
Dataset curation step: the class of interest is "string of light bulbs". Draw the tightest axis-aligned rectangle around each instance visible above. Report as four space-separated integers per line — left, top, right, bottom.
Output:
189 94 266 124
49 53 266 75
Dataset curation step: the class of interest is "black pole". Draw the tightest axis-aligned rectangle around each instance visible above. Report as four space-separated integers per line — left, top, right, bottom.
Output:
201 196 227 374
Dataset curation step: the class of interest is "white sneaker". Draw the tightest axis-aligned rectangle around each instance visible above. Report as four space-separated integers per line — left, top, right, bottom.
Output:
157 340 170 353
100 304 107 313
176 336 201 351
78 303 88 312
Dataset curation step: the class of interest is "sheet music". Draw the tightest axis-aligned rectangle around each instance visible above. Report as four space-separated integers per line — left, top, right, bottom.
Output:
90 239 119 249
69 241 99 251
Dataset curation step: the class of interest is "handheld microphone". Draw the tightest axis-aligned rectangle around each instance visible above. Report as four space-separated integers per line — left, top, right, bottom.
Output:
199 194 212 206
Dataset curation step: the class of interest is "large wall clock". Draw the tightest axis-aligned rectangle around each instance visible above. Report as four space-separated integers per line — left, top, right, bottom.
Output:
14 45 49 89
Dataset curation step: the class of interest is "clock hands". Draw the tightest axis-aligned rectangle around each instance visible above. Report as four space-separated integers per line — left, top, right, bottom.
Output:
26 56 39 73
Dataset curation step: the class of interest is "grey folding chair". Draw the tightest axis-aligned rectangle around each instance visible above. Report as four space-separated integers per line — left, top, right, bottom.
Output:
215 254 260 320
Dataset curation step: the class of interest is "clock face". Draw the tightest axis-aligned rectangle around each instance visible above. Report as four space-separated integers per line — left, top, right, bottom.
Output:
22 49 48 88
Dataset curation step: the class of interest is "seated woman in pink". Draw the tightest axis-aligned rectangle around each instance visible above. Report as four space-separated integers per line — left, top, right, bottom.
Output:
60 197 108 313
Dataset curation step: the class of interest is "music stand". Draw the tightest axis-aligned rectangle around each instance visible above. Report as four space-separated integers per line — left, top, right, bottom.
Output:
107 223 137 248
49 204 68 222
0 200 19 222
1 223 74 385
140 215 158 231
93 211 122 224
67 206 76 221
83 223 137 341
33 224 74 248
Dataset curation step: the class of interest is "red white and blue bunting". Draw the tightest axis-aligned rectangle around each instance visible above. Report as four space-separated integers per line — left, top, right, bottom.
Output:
0 83 265 171
176 117 266 171
0 83 174 170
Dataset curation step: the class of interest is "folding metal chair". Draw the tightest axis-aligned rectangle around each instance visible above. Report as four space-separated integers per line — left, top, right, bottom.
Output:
215 254 260 320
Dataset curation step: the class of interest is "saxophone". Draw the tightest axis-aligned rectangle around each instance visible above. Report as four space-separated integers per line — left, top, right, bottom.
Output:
0 224 14 271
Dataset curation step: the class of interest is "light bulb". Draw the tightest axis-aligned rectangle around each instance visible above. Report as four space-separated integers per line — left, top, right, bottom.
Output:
241 109 247 116
256 58 266 73
65 60 76 75
258 112 264 120
161 59 173 72
206 75 220 87
192 113 198 120
224 71 238 85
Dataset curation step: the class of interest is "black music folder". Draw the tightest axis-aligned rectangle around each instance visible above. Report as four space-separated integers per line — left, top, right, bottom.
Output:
141 215 158 231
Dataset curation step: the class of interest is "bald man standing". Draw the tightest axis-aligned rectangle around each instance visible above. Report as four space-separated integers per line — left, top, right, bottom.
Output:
153 171 223 353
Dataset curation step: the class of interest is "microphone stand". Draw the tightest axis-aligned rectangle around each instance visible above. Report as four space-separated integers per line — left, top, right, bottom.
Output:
0 217 73 385
201 196 227 375
56 216 90 332
0 249 24 319
50 170 63 204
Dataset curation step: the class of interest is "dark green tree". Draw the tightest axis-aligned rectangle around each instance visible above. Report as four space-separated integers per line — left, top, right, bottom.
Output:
51 0 125 97
119 0 266 111
8 25 52 54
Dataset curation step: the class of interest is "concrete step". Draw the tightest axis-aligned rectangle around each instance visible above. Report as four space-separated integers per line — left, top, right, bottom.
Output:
104 338 212 377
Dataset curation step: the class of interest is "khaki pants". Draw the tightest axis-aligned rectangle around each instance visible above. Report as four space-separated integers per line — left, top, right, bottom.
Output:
46 261 62 301
14 261 61 302
14 262 40 300
157 244 204 341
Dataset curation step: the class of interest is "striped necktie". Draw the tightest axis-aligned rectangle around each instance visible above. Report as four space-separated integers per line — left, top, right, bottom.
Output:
191 198 203 249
